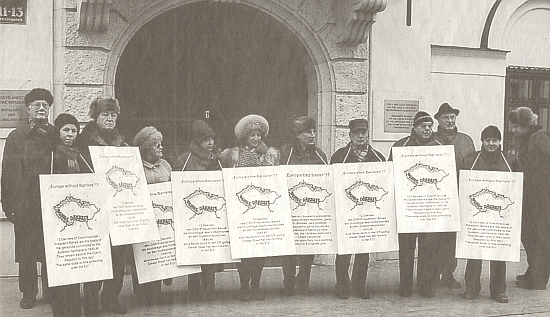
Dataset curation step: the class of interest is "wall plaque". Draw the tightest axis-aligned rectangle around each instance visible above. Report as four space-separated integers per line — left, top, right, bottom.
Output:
384 99 419 133
0 90 29 128
0 0 27 25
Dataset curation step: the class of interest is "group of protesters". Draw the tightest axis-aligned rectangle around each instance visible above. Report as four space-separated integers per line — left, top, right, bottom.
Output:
1 88 549 316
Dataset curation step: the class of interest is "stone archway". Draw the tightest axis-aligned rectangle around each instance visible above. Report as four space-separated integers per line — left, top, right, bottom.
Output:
103 0 334 158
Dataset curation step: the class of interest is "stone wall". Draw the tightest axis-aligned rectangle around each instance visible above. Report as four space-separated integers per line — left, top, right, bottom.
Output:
54 0 386 153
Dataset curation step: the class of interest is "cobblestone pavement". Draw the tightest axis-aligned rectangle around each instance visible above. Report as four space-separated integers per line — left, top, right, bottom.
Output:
2 252 550 316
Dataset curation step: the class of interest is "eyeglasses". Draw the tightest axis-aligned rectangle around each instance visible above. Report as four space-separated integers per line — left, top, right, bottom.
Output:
29 101 51 109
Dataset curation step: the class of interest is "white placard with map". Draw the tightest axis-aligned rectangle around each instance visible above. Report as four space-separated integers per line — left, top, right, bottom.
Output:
133 182 201 283
456 170 523 262
89 146 160 245
332 162 398 254
172 171 237 265
223 166 296 259
284 164 337 255
392 145 460 233
40 174 112 287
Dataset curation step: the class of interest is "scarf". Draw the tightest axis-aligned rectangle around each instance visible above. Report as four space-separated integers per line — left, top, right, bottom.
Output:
56 144 81 173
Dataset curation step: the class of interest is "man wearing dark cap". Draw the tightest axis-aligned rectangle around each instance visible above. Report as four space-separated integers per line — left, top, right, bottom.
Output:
433 103 475 289
1 88 56 309
330 118 385 300
280 116 328 296
389 111 443 298
461 125 518 303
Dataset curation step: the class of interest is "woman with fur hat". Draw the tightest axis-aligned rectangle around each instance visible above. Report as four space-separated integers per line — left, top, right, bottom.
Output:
175 120 223 301
509 107 550 290
131 126 172 306
50 113 93 317
461 125 518 303
279 116 327 296
220 114 280 301
79 97 128 316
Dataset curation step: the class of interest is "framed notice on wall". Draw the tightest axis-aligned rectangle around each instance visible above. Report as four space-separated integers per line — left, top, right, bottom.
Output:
0 90 29 128
0 0 27 25
372 91 425 141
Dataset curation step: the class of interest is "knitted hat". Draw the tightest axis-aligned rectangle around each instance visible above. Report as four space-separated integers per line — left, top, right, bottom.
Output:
434 103 460 119
54 113 80 135
509 107 536 127
349 118 368 132
234 114 269 140
192 120 216 144
88 97 120 120
24 88 53 107
133 126 162 147
292 116 316 134
413 111 433 127
480 125 501 141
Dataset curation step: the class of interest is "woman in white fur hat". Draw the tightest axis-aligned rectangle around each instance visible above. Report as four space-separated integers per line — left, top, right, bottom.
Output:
220 114 280 301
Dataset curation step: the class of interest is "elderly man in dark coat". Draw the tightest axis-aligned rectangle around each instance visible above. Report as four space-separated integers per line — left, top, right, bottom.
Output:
330 118 385 300
433 102 475 289
280 116 328 297
1 88 56 309
389 111 443 298
509 107 550 290
462 125 518 303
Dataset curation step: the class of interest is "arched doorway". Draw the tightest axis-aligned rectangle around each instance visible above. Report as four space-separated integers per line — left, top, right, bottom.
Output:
115 2 310 164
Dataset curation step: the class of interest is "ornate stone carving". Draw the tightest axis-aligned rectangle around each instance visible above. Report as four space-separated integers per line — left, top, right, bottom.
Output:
77 0 112 32
333 0 387 46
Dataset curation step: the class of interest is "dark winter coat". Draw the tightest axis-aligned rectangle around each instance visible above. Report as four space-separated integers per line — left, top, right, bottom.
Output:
515 126 550 221
463 148 518 173
330 142 385 164
1 123 56 262
175 141 221 171
388 129 442 161
434 127 475 170
280 141 328 165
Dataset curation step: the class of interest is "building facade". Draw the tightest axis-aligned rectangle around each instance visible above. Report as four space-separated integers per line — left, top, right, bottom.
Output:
1 0 549 274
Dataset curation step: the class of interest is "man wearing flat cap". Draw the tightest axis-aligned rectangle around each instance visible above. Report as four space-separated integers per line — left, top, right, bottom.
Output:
280 116 328 296
389 111 443 298
433 103 475 289
330 118 385 300
2 88 56 309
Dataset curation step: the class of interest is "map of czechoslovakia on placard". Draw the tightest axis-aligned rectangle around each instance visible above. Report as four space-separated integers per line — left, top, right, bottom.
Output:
236 184 281 213
183 189 226 220
345 180 387 210
288 181 331 211
469 188 514 218
54 194 100 232
404 162 448 190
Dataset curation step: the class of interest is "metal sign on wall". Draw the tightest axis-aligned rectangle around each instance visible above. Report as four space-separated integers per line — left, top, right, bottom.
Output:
0 90 29 128
383 99 419 133
0 0 27 25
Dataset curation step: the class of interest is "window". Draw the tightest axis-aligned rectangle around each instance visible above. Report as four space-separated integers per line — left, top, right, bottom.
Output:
504 66 550 152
